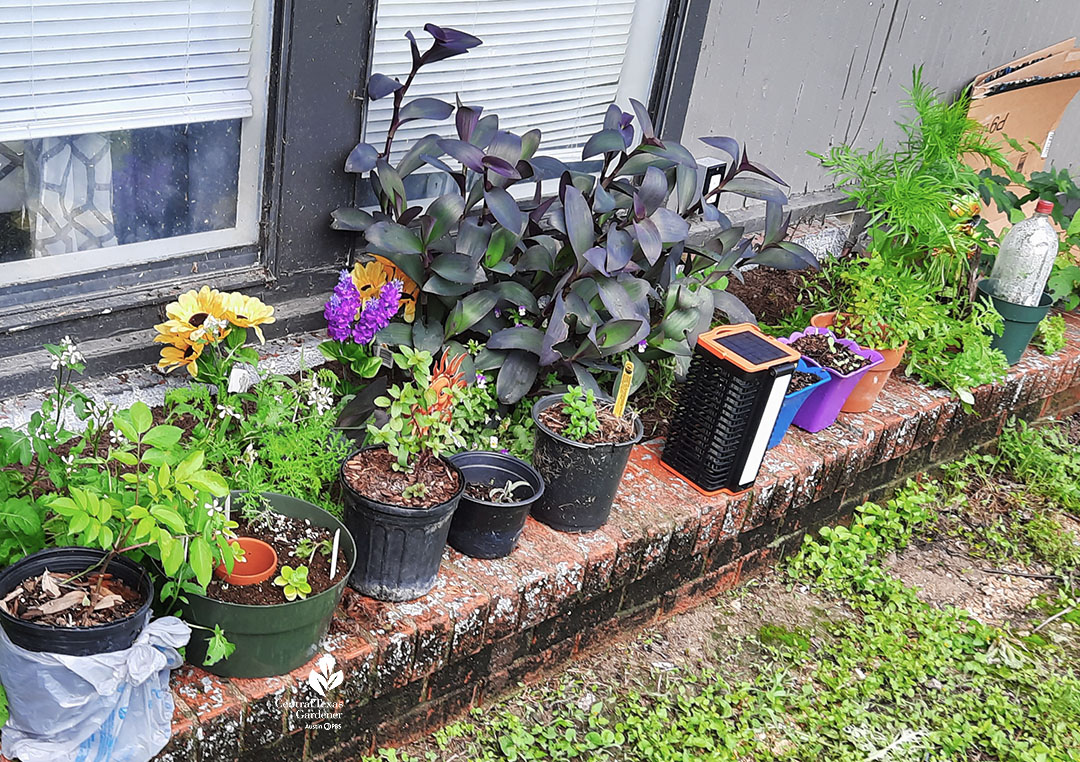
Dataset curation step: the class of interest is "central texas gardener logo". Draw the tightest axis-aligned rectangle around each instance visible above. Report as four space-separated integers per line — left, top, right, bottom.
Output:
307 654 344 698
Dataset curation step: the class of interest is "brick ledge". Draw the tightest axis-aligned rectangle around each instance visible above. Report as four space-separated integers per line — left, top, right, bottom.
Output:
138 312 1080 761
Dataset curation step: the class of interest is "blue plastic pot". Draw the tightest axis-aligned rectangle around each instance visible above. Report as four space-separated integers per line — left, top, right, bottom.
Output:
767 359 831 449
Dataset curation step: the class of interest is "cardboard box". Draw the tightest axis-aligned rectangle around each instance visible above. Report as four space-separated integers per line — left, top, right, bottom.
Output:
965 40 1080 230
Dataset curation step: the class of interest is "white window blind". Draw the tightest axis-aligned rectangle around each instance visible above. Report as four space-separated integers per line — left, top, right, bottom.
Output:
0 0 257 142
367 0 661 164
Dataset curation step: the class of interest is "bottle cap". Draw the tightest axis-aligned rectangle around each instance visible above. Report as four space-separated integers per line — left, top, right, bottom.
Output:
1035 199 1055 214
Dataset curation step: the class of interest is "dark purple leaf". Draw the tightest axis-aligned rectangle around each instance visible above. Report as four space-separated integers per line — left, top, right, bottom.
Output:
398 98 453 124
330 207 374 232
365 221 423 255
713 290 757 324
605 227 633 272
562 185 594 258
594 318 649 353
456 218 492 261
487 326 543 355
397 134 440 177
423 193 465 244
593 183 616 214
722 177 789 205
368 73 402 101
630 98 655 140
456 104 482 141
633 193 646 221
633 218 662 265
423 23 482 49
651 208 690 243
775 241 820 269
640 141 698 168
762 200 784 246
405 30 421 69
738 152 788 187
638 166 669 215
699 136 740 162
421 153 457 175
597 277 644 320
750 245 814 270
487 131 523 165
470 115 499 148
438 139 486 171
482 155 521 180
676 163 699 213
521 129 541 160
540 294 570 366
603 103 623 131
702 203 731 228
399 205 423 226
430 253 481 284
485 187 524 233
496 351 539 404
344 142 378 173
583 246 609 276
529 155 568 180
582 129 627 159
529 196 556 223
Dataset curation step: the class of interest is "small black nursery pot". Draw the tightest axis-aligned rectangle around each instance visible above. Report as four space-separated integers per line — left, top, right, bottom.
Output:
446 451 545 559
0 547 153 656
529 394 643 533
340 447 465 602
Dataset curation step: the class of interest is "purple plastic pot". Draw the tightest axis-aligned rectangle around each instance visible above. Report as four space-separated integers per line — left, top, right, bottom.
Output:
780 327 884 433
767 359 830 449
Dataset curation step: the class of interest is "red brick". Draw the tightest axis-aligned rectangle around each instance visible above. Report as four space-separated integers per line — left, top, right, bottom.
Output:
153 701 198 762
515 518 586 614
342 592 418 695
320 625 377 704
231 674 292 749
172 665 245 761
600 462 681 581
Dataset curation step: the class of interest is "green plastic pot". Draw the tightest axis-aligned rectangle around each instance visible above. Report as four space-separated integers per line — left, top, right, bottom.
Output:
180 492 356 678
976 279 1053 366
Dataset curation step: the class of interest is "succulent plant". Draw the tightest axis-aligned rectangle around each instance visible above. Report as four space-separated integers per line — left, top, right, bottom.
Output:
331 25 818 403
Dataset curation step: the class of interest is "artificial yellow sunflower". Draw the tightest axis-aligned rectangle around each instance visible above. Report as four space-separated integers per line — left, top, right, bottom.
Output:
223 292 276 343
157 338 204 377
165 286 228 328
351 256 418 323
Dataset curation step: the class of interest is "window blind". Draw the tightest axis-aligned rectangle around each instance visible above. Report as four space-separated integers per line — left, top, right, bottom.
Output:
0 0 256 142
367 0 646 164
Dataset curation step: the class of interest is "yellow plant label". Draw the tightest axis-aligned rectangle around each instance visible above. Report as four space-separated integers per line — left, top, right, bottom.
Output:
613 360 634 418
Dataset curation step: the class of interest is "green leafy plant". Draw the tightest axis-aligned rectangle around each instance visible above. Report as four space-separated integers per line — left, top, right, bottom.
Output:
166 367 350 517
1034 314 1067 355
451 375 535 460
560 386 601 442
331 24 818 405
366 348 466 492
273 565 312 601
996 419 1080 513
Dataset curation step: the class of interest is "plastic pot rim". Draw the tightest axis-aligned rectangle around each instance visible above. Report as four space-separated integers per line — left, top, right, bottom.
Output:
782 326 885 379
339 446 465 518
976 279 1054 321
185 491 355 612
0 546 153 636
447 450 545 509
786 361 830 398
530 394 644 451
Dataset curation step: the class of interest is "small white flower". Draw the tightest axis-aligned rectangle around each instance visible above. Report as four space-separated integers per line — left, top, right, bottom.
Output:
242 443 258 466
109 428 124 446
476 373 488 389
517 305 527 316
204 498 223 518
216 404 240 421
61 453 75 476
50 358 60 371
307 379 333 415
488 435 499 449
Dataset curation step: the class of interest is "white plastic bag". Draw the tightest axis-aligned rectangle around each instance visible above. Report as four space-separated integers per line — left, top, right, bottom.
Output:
0 616 190 762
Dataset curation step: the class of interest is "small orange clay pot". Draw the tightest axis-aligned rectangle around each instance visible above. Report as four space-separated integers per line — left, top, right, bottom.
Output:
809 312 907 414
214 537 278 586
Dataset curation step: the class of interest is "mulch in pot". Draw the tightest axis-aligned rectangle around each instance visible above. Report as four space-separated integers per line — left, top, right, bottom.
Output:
538 401 638 445
0 568 144 627
787 369 823 394
791 334 870 375
205 509 347 606
342 448 461 509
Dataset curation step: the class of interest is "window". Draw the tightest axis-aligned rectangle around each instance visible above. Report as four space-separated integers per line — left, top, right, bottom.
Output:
365 0 668 165
0 0 273 284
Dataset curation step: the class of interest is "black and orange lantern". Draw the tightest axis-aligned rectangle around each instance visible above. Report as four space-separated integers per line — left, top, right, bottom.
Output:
661 324 800 495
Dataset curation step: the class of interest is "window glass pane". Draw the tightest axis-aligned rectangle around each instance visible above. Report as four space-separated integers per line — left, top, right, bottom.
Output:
0 119 241 264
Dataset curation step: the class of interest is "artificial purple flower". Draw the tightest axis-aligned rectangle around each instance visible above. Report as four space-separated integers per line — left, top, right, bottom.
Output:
352 279 403 345
323 270 402 345
324 270 362 342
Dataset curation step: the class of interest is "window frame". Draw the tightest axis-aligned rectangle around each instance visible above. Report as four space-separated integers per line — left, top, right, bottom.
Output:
0 0 275 288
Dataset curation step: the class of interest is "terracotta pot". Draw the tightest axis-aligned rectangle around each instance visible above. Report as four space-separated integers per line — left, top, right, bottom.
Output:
809 312 907 413
214 537 278 586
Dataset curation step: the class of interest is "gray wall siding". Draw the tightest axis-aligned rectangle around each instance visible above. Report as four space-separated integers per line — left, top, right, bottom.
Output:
668 0 1080 198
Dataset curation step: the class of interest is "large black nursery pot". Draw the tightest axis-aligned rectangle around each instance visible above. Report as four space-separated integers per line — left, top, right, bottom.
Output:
340 447 464 602
529 394 643 533
181 492 355 678
0 546 153 656
446 451 545 559
977 278 1054 365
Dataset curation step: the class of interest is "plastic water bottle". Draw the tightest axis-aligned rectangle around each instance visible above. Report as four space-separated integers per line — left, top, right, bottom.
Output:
989 199 1059 306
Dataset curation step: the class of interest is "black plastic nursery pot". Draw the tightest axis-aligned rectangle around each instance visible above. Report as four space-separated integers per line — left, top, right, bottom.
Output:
446 451 545 559
977 279 1054 365
0 546 153 656
529 394 644 533
180 492 355 678
340 447 465 602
